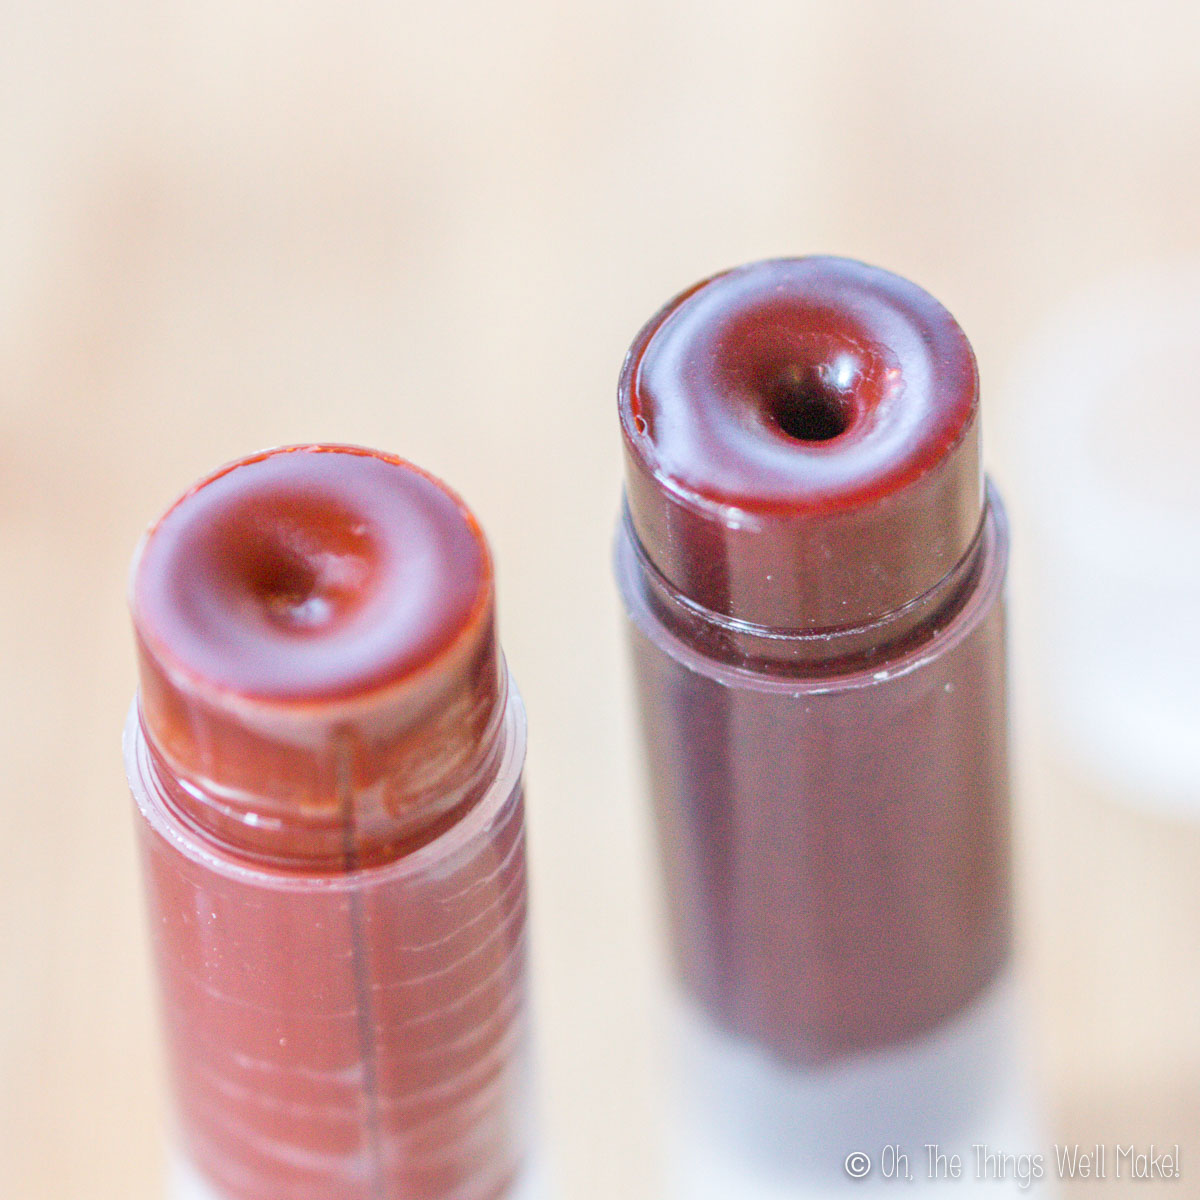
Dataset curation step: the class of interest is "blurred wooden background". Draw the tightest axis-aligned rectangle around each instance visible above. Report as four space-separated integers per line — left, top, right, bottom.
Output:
3 2 1199 1196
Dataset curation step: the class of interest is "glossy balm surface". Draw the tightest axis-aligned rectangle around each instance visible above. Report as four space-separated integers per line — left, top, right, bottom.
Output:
126 446 534 1200
135 446 488 701
621 257 983 632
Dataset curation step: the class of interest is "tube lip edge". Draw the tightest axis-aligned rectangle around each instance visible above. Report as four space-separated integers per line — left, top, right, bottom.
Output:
124 673 529 879
615 481 1009 689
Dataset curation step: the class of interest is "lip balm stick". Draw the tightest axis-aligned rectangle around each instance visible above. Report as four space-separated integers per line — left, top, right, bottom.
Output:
615 259 1041 1196
125 445 540 1200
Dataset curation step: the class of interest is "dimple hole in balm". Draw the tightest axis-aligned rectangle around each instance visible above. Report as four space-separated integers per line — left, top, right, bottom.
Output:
615 258 1042 1195
125 445 540 1200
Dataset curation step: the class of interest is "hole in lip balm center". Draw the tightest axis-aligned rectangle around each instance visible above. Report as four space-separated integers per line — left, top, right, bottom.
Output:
206 492 380 636
243 523 374 633
769 371 852 443
257 556 333 629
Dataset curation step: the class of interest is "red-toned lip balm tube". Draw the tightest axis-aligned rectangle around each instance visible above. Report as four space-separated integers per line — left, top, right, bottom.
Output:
615 259 1039 1195
124 446 540 1200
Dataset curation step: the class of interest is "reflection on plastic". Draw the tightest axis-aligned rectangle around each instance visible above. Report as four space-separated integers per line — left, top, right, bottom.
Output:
1010 264 1200 818
615 258 1049 1197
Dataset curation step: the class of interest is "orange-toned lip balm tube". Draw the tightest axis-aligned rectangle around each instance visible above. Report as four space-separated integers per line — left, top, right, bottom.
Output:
124 446 539 1200
615 259 1041 1194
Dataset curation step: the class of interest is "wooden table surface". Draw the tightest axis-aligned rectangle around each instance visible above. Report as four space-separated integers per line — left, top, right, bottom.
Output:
3 3 1198 1196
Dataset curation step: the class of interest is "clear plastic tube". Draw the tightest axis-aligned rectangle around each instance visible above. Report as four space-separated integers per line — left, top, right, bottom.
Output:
125 446 541 1200
615 258 1046 1195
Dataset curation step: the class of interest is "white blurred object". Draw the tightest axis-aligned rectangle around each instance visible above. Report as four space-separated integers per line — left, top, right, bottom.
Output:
1011 264 1200 818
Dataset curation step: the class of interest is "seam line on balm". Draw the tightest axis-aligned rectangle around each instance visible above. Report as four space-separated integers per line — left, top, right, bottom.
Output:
126 683 528 886
337 729 387 1200
137 676 512 871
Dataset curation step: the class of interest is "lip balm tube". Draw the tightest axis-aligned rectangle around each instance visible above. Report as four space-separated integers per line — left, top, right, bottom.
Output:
615 259 1038 1195
124 446 539 1200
